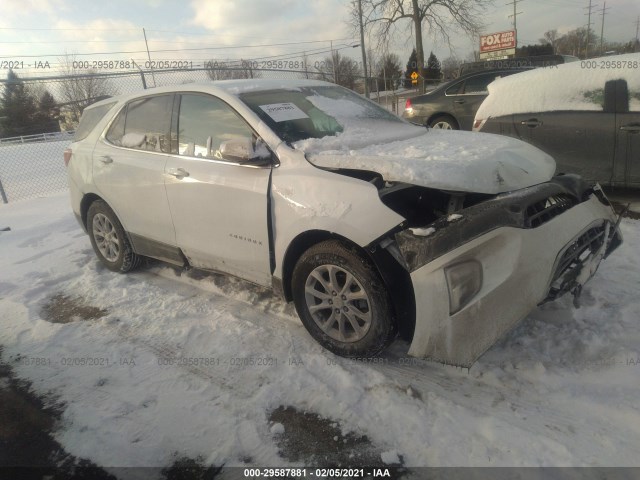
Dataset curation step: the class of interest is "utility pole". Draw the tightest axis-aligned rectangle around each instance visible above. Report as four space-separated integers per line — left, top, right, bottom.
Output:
598 2 610 55
507 0 523 48
357 0 369 98
635 16 640 52
142 28 156 87
583 0 598 58
330 40 337 84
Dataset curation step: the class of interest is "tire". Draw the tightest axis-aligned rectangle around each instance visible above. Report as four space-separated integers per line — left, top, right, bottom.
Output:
428 115 458 130
87 200 140 273
292 240 397 357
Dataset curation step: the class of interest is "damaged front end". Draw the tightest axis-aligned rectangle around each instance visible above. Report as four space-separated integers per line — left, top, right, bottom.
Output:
371 174 622 367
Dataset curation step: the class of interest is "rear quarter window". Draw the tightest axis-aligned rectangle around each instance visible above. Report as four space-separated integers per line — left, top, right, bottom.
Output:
74 102 117 142
105 95 174 153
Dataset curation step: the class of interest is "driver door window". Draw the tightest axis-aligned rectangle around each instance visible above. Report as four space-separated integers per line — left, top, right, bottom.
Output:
178 94 254 160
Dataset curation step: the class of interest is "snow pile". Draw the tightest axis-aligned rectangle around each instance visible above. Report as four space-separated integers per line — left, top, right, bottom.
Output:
1 193 640 470
409 227 436 237
476 53 640 119
380 450 400 464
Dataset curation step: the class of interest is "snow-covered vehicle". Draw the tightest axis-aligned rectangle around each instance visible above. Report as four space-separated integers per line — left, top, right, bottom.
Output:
65 79 622 367
474 53 640 188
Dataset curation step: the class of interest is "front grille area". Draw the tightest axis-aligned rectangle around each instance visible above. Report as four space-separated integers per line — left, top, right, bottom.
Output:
525 194 576 228
542 224 608 303
552 224 607 283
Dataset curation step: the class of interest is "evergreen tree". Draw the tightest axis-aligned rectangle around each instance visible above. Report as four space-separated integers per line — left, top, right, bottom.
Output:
404 48 418 88
516 44 554 57
33 91 61 133
0 70 39 137
423 52 441 80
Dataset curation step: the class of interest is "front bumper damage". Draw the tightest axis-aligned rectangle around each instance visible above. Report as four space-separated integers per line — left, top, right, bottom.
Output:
394 177 622 367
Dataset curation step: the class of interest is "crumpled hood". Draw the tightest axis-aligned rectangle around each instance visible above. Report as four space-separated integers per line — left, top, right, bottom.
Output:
300 129 556 195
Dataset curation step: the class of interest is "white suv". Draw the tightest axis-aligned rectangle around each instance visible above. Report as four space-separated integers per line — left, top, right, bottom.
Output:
66 79 622 366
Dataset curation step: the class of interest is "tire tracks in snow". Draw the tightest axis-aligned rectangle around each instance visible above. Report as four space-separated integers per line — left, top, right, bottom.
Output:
36 260 638 465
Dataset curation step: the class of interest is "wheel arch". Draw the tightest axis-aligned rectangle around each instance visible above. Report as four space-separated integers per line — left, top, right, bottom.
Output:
80 192 106 231
280 230 416 342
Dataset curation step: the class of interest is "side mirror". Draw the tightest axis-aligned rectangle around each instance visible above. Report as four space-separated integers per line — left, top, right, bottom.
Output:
604 79 629 114
219 138 272 166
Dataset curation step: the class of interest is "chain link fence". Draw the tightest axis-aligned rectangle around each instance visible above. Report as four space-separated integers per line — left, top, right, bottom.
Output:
0 67 424 203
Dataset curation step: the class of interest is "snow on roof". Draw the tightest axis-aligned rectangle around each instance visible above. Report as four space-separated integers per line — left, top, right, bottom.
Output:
84 79 337 110
475 53 640 119
214 78 333 95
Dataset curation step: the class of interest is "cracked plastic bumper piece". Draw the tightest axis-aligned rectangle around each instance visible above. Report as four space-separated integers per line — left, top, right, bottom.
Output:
398 185 621 367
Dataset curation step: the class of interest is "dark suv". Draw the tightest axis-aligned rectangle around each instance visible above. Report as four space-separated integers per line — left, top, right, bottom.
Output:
401 69 530 130
474 53 640 188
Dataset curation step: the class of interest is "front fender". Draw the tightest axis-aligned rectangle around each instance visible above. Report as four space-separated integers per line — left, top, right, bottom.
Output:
270 152 404 279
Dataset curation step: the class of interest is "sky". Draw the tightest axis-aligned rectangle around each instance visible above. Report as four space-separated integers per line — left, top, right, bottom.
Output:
0 0 638 79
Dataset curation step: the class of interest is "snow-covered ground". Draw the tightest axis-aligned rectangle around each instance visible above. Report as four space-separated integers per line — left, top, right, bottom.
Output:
1 192 639 473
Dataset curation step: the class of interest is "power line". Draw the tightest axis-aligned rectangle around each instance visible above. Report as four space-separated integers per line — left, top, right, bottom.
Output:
0 26 355 45
0 40 139 44
1 43 361 79
0 39 359 60
0 27 144 31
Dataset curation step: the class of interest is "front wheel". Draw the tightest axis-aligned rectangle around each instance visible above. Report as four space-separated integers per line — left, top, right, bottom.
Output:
292 240 396 357
87 200 140 273
428 115 458 130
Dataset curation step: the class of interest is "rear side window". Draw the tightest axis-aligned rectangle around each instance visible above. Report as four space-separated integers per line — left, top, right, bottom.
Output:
463 74 500 94
445 81 464 95
74 102 117 142
105 94 174 153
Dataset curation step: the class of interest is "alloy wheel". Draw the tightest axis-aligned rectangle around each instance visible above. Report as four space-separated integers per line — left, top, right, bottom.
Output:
92 213 121 262
304 264 372 343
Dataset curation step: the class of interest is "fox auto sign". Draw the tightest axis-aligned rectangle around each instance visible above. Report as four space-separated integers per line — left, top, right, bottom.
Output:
480 30 516 53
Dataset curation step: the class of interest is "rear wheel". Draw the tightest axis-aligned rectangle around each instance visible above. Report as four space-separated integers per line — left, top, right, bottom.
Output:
292 240 396 357
428 115 458 130
87 200 140 273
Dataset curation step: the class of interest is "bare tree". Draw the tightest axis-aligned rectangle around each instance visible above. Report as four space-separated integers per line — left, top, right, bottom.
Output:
204 59 259 81
376 52 403 91
315 51 362 90
358 0 490 92
555 27 599 58
441 56 461 79
366 47 380 92
58 54 117 125
465 50 479 63
539 29 560 54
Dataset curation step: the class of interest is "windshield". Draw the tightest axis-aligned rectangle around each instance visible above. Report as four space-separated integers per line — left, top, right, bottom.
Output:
239 86 406 144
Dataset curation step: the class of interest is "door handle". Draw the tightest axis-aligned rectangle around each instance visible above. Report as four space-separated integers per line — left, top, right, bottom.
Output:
454 99 466 104
167 167 190 178
98 155 113 164
620 125 640 133
521 119 542 127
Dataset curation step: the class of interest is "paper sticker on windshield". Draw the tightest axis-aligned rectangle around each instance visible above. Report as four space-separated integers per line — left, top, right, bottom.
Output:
259 103 309 122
